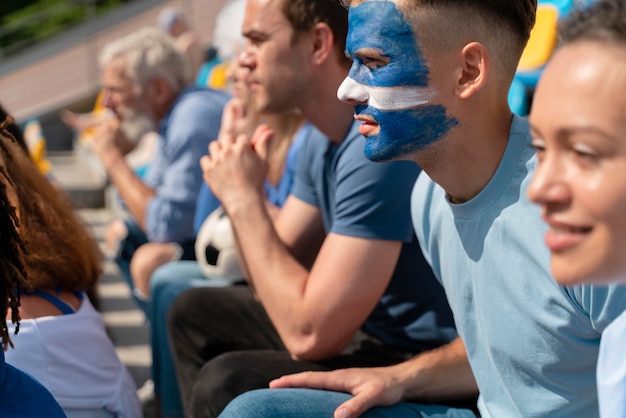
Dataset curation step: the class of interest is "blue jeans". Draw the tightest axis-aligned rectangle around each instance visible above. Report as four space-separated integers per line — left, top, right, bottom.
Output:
219 388 478 418
149 261 233 418
116 220 197 316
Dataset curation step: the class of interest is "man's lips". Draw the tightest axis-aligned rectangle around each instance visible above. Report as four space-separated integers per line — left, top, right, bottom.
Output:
355 115 379 136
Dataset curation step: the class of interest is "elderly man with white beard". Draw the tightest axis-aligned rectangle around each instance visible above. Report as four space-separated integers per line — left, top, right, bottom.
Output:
91 27 230 314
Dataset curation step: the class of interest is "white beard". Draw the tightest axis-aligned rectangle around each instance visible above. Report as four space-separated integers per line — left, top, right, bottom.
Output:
119 109 157 144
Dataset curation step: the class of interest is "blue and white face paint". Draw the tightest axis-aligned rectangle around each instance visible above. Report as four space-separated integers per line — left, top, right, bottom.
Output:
339 0 457 162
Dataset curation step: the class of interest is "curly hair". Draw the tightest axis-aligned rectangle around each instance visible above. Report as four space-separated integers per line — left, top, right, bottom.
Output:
0 116 29 351
559 0 626 46
0 113 103 346
0 129 103 295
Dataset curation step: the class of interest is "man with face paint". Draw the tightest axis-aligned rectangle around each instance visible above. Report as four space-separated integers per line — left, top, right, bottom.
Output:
337 1 457 162
167 0 457 417
219 0 626 417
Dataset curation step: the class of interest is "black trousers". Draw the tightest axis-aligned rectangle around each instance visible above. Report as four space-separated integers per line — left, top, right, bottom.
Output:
167 285 412 418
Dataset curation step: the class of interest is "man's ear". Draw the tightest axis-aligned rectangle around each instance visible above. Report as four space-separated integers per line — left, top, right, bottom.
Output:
310 22 335 65
455 42 489 99
147 77 173 107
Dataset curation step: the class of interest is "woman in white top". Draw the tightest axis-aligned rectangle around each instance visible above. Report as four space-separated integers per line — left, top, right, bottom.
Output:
0 127 141 417
527 1 626 417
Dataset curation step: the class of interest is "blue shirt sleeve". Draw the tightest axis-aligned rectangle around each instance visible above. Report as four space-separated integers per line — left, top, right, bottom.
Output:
292 123 419 242
145 88 228 242
193 183 221 234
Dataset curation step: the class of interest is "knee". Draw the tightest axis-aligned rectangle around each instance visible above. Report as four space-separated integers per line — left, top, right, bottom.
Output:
131 243 180 291
219 389 278 418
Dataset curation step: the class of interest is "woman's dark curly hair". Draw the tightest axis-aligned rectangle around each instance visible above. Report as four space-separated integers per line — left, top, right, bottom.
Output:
0 113 103 350
0 116 29 351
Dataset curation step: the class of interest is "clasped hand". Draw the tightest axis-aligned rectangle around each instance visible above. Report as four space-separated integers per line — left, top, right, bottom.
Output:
200 101 274 209
91 116 136 168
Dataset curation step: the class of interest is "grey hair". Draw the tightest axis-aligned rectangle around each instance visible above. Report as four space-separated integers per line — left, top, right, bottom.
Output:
99 27 189 93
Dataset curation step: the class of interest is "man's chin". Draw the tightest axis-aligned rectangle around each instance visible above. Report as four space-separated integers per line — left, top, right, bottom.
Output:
364 138 400 163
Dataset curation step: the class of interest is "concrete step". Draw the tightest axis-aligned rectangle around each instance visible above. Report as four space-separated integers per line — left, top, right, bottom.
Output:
48 149 107 209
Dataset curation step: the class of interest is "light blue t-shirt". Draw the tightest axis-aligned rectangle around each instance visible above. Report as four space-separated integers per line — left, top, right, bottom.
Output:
144 86 230 243
598 307 626 418
412 114 626 417
292 121 457 354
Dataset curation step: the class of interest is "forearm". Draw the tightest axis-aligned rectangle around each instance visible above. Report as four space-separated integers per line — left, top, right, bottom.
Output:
234 199 282 288
226 191 316 352
102 152 156 229
398 337 478 402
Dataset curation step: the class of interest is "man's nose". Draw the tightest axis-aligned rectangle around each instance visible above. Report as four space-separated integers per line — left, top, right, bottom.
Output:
337 76 368 105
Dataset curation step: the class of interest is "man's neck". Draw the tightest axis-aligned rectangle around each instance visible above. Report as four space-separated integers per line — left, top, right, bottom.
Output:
415 111 514 203
304 99 355 145
301 67 356 144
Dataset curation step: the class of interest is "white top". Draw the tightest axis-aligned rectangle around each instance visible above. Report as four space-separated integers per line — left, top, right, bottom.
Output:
598 308 626 418
5 296 142 418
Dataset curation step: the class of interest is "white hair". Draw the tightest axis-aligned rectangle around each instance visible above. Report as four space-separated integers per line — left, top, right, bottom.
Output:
212 0 246 59
99 27 189 93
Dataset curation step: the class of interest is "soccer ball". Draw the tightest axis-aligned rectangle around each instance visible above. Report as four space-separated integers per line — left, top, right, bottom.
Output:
195 206 243 282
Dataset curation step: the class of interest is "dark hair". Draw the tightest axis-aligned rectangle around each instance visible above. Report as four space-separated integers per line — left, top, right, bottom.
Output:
280 0 351 66
0 116 29 351
0 105 28 155
0 121 102 294
340 0 536 45
559 0 626 45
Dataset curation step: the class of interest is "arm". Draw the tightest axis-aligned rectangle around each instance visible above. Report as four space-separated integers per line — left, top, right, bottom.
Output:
92 118 155 229
202 129 402 360
270 337 478 418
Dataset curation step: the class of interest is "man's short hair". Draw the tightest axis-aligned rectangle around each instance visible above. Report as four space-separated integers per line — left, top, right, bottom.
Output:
341 0 536 83
99 27 189 93
280 0 351 66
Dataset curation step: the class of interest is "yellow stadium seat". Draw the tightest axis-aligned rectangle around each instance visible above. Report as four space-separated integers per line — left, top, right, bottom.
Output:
518 4 559 71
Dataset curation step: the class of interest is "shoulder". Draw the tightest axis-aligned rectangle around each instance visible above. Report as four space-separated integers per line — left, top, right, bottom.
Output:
173 87 230 113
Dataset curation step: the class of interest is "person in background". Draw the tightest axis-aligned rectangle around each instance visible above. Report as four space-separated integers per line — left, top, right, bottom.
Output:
142 59 307 418
91 27 229 315
527 1 626 416
169 0 457 416
0 116 141 417
157 7 206 84
0 116 67 418
219 0 626 417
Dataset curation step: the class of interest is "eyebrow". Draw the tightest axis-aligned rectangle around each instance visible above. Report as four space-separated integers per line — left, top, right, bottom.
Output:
529 123 619 142
242 29 267 39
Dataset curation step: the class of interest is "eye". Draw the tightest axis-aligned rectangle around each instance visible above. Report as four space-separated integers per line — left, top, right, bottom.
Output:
530 138 546 161
572 143 598 161
354 48 389 70
359 56 388 69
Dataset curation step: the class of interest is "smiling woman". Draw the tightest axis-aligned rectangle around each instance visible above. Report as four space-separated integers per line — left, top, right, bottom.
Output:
526 1 626 417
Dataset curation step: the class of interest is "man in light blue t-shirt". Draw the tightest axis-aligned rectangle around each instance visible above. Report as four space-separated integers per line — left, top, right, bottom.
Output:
220 1 626 417
166 1 457 417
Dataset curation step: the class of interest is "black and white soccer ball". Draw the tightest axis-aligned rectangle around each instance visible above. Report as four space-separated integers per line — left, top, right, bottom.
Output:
195 206 243 282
